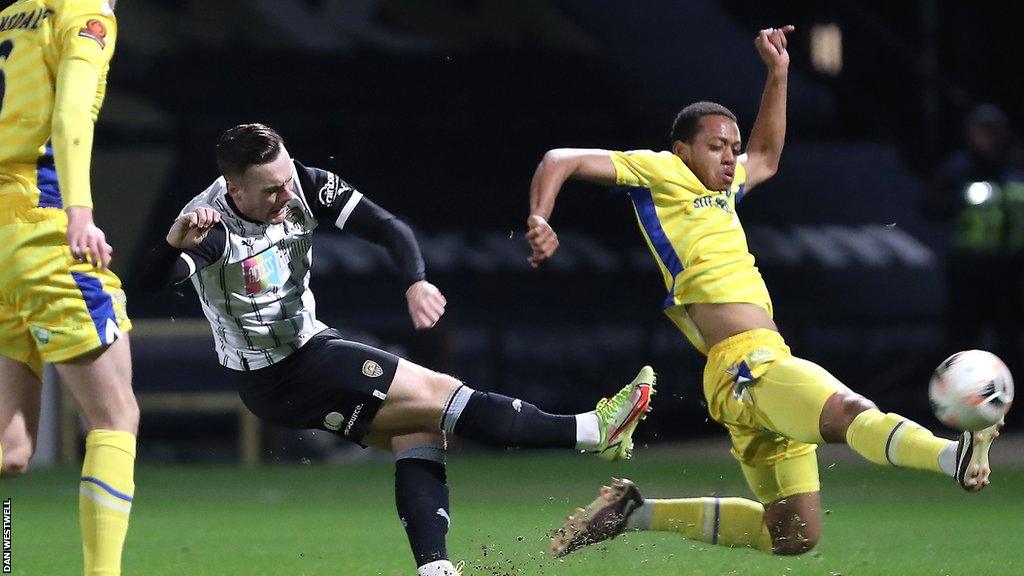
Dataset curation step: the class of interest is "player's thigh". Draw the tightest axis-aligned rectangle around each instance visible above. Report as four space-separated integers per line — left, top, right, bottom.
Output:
55 334 138 434
370 360 460 434
0 355 44 476
735 429 821 503
748 356 852 444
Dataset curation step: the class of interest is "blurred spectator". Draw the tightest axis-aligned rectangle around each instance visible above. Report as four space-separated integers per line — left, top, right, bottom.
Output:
924 104 1024 377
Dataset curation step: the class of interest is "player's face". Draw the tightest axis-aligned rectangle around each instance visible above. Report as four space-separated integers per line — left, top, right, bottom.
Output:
673 115 742 191
227 146 296 224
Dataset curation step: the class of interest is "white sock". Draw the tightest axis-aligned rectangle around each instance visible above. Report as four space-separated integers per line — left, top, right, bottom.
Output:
625 500 653 531
418 559 456 576
938 441 958 477
574 412 601 450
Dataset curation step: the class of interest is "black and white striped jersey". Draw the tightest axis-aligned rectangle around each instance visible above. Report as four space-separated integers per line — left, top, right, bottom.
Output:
176 160 364 370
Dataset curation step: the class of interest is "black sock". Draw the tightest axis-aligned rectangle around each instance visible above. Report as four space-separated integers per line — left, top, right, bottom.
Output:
449 389 576 449
395 452 450 568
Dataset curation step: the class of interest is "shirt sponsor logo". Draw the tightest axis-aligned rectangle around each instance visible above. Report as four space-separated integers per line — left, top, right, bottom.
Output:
318 173 352 207
693 194 732 213
0 7 53 32
77 19 108 49
241 249 283 295
362 360 383 378
343 403 364 436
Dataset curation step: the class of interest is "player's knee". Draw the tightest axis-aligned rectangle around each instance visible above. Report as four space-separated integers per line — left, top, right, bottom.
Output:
772 532 818 556
424 370 463 406
1 446 34 478
89 391 140 434
839 393 876 424
821 392 878 442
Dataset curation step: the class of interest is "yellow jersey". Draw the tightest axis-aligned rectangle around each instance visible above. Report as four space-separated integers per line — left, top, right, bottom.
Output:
0 0 116 208
610 149 773 354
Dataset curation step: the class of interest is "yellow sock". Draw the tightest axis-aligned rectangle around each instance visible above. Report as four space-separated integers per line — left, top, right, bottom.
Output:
648 497 773 553
80 430 136 576
846 409 949 472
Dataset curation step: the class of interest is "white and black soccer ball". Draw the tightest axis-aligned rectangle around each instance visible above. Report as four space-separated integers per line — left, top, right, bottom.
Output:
929 350 1014 431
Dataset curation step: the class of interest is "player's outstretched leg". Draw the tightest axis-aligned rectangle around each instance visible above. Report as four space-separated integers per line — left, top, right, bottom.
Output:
748 356 976 487
551 478 772 558
955 418 1004 491
443 366 655 460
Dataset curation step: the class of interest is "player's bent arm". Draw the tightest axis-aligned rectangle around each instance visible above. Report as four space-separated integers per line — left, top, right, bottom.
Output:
137 224 227 291
52 58 102 209
341 200 446 329
343 199 426 288
529 148 617 220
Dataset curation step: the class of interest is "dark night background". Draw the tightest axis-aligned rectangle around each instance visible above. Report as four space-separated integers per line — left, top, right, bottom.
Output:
63 0 1021 459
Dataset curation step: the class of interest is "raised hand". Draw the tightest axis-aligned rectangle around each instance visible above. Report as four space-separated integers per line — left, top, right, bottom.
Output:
755 25 794 74
167 206 221 250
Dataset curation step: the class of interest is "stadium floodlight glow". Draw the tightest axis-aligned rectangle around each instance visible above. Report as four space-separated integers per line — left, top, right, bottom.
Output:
810 23 842 76
964 181 994 205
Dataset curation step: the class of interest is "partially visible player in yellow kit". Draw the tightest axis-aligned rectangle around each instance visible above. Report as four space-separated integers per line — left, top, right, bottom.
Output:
527 26 1004 558
1 1 137 575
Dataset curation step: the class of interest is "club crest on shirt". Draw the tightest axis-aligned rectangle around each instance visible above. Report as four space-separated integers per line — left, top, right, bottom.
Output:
30 326 50 345
362 360 383 378
77 19 107 49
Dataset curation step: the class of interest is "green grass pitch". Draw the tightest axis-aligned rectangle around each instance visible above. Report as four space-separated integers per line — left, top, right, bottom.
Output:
3 450 1020 575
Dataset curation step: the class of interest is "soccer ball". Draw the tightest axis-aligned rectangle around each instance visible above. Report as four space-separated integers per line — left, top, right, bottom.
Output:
929 350 1014 431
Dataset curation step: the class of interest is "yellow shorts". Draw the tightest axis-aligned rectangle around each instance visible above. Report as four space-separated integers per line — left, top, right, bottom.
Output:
703 329 851 503
0 204 132 376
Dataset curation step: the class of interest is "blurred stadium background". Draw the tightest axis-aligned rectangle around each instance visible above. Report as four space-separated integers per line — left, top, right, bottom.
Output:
6 1 1023 574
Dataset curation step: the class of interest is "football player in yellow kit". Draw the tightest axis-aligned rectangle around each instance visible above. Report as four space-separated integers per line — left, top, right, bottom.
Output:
1 1 136 574
527 26 1003 558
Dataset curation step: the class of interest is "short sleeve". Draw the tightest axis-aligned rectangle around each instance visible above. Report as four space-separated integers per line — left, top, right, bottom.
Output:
609 150 681 190
53 0 117 71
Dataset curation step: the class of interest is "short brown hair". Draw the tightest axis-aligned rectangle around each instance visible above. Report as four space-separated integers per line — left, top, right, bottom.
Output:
670 102 737 144
215 123 284 179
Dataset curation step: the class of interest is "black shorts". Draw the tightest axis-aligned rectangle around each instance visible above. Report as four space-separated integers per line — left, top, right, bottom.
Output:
229 329 399 445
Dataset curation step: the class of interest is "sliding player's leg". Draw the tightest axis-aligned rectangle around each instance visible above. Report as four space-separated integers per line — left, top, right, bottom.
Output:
747 354 993 488
550 430 816 557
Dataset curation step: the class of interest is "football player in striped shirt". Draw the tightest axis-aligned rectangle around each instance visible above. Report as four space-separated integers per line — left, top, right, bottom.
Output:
525 26 1002 559
139 123 656 576
1 1 136 575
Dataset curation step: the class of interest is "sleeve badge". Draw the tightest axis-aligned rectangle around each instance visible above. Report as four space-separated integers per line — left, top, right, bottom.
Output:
77 19 107 49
